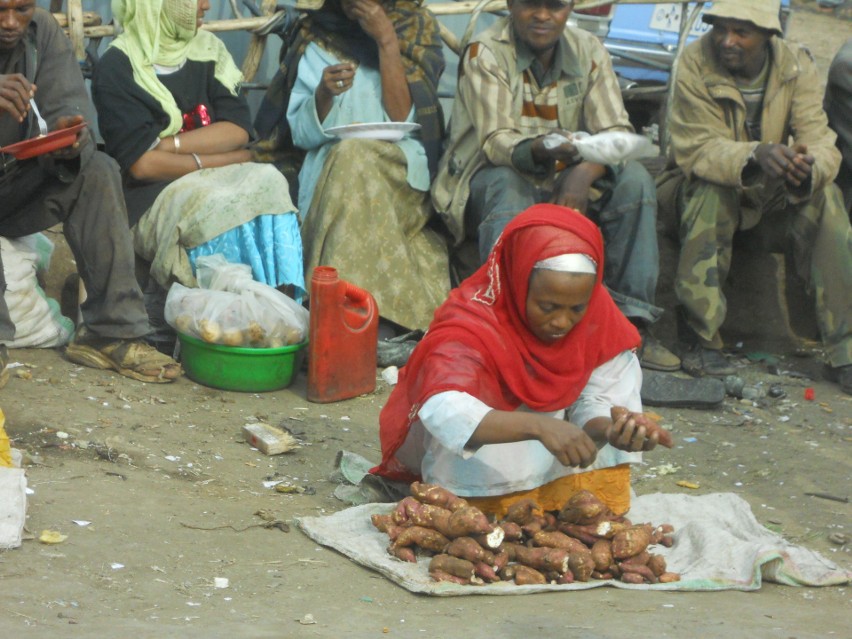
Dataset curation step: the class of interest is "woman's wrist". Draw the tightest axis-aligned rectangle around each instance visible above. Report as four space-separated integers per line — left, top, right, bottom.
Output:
173 134 181 153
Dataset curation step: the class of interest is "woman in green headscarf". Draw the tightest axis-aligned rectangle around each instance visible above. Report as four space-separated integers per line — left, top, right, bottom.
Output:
92 0 304 352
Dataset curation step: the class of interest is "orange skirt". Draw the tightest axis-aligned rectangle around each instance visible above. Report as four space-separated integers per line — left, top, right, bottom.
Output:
465 464 632 519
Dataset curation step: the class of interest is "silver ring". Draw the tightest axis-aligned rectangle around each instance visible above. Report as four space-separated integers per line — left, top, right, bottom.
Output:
336 80 344 89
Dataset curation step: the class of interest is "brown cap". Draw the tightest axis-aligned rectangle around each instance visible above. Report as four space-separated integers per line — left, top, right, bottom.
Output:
702 0 783 36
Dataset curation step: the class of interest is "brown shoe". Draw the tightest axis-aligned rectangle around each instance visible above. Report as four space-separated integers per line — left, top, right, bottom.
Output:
66 328 182 383
638 330 681 372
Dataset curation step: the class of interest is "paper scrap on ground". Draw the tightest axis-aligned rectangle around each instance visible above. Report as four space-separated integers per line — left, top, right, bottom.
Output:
297 492 851 596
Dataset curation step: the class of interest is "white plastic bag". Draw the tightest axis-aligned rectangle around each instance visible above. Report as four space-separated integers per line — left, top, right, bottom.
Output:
165 255 309 348
542 131 659 165
0 235 74 348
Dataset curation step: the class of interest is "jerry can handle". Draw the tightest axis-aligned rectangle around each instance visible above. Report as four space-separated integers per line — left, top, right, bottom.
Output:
344 282 370 306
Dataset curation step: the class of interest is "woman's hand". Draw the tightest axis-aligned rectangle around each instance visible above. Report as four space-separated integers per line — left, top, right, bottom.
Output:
606 409 660 452
319 63 356 99
346 0 396 46
315 63 356 121
537 418 599 468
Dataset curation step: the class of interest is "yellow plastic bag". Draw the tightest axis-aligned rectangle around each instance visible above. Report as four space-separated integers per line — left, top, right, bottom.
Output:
0 408 12 468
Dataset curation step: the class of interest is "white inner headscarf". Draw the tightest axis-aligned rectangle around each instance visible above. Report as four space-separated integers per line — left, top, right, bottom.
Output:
534 253 597 274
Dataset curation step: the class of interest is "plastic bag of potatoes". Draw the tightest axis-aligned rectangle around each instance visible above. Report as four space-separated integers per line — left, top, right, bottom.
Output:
164 256 309 348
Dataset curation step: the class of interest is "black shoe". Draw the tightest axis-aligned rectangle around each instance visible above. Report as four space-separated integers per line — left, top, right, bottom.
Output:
680 344 736 377
824 364 852 396
376 330 424 368
641 369 725 409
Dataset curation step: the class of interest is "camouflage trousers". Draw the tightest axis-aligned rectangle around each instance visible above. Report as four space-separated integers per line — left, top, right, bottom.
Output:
675 178 852 367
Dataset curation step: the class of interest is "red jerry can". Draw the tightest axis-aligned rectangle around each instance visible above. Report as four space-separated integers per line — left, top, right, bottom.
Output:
306 266 378 403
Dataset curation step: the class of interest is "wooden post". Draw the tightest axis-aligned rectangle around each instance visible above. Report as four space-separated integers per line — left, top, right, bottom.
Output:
67 0 86 62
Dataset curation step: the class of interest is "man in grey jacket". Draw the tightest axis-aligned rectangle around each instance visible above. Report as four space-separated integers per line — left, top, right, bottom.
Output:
0 1 180 383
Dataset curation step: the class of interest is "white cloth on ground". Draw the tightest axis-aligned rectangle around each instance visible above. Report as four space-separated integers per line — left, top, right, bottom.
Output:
296 492 852 595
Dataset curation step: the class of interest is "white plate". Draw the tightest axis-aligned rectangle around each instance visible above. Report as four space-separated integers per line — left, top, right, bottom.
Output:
324 122 421 142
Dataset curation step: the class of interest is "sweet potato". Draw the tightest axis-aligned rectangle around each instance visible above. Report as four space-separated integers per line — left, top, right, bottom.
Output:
492 548 511 573
610 406 673 449
410 482 469 511
619 550 650 567
429 554 475 581
513 564 547 585
445 506 493 538
620 572 645 584
409 503 451 528
556 571 575 585
499 521 524 542
590 538 613 572
388 545 416 563
472 526 505 550
521 519 545 537
504 498 541 526
392 525 450 553
445 537 495 565
474 561 500 583
558 522 602 546
658 572 681 583
568 552 595 582
558 490 609 525
652 523 676 547
595 519 630 539
611 525 652 559
392 496 423 525
533 530 590 554
514 546 570 574
429 569 469 585
371 513 395 532
619 561 657 584
647 554 667 577
591 571 613 580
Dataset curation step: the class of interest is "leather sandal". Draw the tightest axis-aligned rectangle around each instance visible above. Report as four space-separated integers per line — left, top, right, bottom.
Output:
641 369 725 409
66 329 182 383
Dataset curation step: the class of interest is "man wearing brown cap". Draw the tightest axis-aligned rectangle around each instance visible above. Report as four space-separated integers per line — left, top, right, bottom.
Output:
658 0 852 395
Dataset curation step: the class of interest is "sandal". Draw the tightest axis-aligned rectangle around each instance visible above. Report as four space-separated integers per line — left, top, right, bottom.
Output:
66 330 182 383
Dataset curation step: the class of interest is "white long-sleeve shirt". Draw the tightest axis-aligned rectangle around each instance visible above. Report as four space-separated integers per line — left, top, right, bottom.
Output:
393 350 643 497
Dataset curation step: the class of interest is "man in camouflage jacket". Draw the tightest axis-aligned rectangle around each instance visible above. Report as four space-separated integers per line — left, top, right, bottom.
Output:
658 0 851 394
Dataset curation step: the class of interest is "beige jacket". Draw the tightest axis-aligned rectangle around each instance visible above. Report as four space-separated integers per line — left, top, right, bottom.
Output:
662 34 840 199
431 18 630 244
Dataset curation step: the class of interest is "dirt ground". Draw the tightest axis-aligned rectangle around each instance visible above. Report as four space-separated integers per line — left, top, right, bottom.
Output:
2 7 851 639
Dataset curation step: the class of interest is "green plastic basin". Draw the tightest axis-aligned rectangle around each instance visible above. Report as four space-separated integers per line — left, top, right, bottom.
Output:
178 333 307 392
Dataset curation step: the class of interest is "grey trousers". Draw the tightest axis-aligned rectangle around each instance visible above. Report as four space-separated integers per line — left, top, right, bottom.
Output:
0 151 150 341
467 161 663 324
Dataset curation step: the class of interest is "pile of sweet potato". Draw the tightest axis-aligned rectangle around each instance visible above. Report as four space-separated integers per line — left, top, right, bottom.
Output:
371 482 680 586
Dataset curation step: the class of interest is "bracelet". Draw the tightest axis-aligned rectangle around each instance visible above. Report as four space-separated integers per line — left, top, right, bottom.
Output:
173 134 181 152
191 152 203 170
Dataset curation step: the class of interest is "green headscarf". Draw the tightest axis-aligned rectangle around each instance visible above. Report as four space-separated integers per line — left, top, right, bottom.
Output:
110 0 244 137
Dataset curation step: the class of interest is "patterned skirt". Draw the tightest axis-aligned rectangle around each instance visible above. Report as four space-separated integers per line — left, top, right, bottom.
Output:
301 139 450 331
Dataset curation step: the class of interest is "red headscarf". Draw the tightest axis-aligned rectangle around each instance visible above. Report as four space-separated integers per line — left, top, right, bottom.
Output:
372 204 640 481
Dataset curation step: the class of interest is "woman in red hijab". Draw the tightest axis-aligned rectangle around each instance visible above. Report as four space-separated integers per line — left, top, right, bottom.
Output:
371 204 668 516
